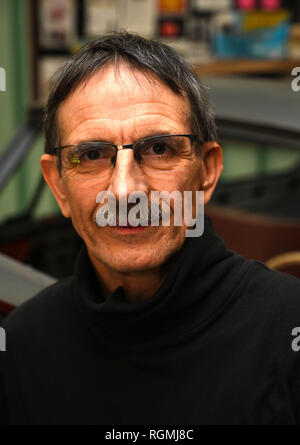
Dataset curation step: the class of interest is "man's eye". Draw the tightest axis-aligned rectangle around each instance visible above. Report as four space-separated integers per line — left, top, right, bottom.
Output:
83 149 101 161
77 147 112 162
146 143 171 155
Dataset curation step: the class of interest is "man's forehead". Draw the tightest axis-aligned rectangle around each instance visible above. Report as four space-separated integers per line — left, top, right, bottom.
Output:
57 63 190 138
61 63 187 109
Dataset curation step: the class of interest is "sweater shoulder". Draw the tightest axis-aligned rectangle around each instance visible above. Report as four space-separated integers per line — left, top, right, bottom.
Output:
242 259 300 318
246 259 300 295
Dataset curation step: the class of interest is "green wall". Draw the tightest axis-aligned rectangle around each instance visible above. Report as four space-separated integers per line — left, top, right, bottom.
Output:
0 0 30 221
0 0 58 224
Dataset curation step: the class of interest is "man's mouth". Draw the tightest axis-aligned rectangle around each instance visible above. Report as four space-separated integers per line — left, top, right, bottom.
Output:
110 223 150 234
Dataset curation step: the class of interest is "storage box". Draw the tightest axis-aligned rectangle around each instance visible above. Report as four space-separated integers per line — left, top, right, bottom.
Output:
212 10 291 59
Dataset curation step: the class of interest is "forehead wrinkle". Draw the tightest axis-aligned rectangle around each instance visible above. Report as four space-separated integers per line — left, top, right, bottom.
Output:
60 110 190 145
63 97 188 119
59 101 187 138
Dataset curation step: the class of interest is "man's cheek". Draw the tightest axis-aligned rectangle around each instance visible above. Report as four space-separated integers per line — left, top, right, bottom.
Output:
68 195 95 230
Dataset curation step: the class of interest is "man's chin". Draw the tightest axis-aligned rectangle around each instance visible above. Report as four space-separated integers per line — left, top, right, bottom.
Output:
93 249 168 273
88 240 179 274
85 227 186 274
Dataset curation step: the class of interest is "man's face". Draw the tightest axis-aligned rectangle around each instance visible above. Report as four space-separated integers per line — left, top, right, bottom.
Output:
51 64 206 273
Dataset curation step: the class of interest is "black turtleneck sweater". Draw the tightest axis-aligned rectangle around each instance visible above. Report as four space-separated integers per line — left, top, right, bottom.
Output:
1 215 300 425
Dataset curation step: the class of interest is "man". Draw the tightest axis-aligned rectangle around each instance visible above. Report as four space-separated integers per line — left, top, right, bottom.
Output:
1 32 300 425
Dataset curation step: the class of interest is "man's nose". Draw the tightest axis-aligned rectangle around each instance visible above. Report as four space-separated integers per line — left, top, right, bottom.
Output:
107 148 149 198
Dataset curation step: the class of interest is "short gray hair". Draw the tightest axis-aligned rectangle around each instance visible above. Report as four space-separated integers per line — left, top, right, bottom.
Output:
44 32 217 154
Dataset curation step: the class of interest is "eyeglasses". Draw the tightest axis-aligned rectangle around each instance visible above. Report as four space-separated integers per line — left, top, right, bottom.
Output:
53 134 201 179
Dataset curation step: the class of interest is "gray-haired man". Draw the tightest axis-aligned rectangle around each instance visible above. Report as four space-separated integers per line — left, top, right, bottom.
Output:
1 32 300 425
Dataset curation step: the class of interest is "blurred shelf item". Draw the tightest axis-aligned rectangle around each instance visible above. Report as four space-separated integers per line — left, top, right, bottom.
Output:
235 0 284 11
157 0 187 38
194 58 300 75
191 0 232 12
289 24 300 59
85 0 118 37
158 0 188 14
39 0 76 49
212 9 291 59
86 0 157 39
158 17 185 38
159 38 213 63
236 0 258 10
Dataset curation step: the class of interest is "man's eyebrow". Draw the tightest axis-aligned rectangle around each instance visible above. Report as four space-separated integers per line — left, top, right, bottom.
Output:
75 138 113 145
138 131 173 140
74 131 173 145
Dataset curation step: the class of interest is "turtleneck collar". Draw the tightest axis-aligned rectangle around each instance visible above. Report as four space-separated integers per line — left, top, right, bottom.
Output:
73 215 250 354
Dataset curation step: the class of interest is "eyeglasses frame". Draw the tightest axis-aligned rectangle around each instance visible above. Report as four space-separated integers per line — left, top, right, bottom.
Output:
50 133 202 173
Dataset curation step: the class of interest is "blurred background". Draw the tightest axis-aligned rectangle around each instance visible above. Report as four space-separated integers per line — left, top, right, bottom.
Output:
0 0 300 319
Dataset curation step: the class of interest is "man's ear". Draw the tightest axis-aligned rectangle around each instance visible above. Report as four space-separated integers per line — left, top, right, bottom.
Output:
40 154 71 218
200 141 223 205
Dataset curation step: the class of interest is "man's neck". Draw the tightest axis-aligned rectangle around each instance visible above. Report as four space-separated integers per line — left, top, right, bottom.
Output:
88 254 171 303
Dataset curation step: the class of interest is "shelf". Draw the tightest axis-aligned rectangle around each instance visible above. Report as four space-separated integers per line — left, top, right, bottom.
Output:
194 58 300 75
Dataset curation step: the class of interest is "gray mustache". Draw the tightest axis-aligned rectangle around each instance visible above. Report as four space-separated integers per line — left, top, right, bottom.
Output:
96 201 165 226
